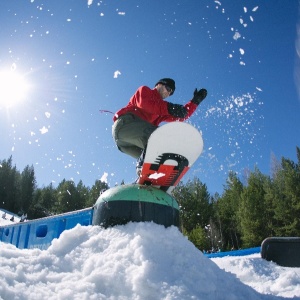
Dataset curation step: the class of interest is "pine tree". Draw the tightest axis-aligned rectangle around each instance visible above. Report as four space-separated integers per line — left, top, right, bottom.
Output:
55 180 79 213
239 168 269 247
87 180 109 207
271 147 300 235
20 165 36 213
76 180 89 210
0 156 21 213
215 172 243 250
173 178 212 234
187 226 210 251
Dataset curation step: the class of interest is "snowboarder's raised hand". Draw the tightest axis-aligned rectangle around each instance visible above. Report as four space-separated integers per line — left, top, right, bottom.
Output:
167 103 188 118
191 88 207 105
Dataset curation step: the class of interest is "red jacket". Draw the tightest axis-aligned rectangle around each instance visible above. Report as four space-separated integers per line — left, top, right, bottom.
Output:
113 86 198 126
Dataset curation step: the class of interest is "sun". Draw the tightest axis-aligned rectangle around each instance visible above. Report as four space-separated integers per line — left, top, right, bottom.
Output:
0 65 30 108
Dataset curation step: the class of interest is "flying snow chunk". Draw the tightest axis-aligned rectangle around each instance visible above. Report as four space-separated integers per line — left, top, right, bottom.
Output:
114 70 121 78
40 126 48 134
256 87 263 92
45 112 51 118
118 12 125 16
239 48 245 55
252 6 259 12
233 32 241 40
100 172 108 183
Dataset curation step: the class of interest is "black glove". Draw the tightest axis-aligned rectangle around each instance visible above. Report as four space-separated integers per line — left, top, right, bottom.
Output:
191 88 207 105
167 102 188 118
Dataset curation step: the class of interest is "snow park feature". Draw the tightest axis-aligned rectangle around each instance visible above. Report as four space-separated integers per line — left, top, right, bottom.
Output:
261 237 300 268
92 184 179 228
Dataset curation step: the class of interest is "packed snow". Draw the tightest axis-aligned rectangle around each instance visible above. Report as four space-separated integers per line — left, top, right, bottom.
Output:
1 212 300 299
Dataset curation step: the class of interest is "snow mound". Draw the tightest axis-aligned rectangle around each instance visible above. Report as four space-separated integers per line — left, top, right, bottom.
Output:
0 222 278 299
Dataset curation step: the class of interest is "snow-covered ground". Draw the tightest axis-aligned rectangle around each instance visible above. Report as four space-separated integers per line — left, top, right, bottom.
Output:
0 210 20 225
0 212 300 299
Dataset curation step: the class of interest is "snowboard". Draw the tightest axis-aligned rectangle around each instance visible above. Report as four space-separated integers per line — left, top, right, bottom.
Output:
137 122 203 193
261 237 300 267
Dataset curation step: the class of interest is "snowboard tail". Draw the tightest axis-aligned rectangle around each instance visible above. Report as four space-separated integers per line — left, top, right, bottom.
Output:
137 122 203 193
139 155 189 191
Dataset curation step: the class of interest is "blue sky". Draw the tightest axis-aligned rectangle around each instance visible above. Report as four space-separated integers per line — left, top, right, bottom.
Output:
0 0 299 194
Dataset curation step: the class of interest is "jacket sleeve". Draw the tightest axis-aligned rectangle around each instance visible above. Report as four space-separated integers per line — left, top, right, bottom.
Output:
131 86 199 123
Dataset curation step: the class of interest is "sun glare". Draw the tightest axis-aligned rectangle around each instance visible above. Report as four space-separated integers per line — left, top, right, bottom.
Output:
0 66 30 108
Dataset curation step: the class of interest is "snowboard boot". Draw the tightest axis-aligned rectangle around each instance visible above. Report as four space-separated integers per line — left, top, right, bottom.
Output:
136 159 143 177
136 147 146 177
134 162 142 184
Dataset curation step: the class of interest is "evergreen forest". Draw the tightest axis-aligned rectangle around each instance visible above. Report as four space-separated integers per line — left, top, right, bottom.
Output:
1 146 300 252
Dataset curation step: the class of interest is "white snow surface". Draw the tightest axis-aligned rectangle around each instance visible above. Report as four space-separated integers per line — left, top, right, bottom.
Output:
0 215 300 299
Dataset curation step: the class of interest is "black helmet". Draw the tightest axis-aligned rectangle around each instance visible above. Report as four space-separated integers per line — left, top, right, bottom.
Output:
155 78 175 95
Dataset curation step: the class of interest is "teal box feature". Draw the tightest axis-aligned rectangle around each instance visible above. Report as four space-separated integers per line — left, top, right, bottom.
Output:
0 208 93 250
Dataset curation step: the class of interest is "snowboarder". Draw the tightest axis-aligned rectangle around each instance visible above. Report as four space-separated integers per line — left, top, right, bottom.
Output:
112 78 207 175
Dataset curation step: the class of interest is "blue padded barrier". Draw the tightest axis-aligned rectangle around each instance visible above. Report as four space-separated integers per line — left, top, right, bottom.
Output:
0 208 93 250
204 247 261 258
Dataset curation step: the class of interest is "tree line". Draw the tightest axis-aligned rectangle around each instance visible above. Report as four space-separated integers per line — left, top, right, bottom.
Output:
174 147 300 252
0 156 109 219
1 147 300 251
